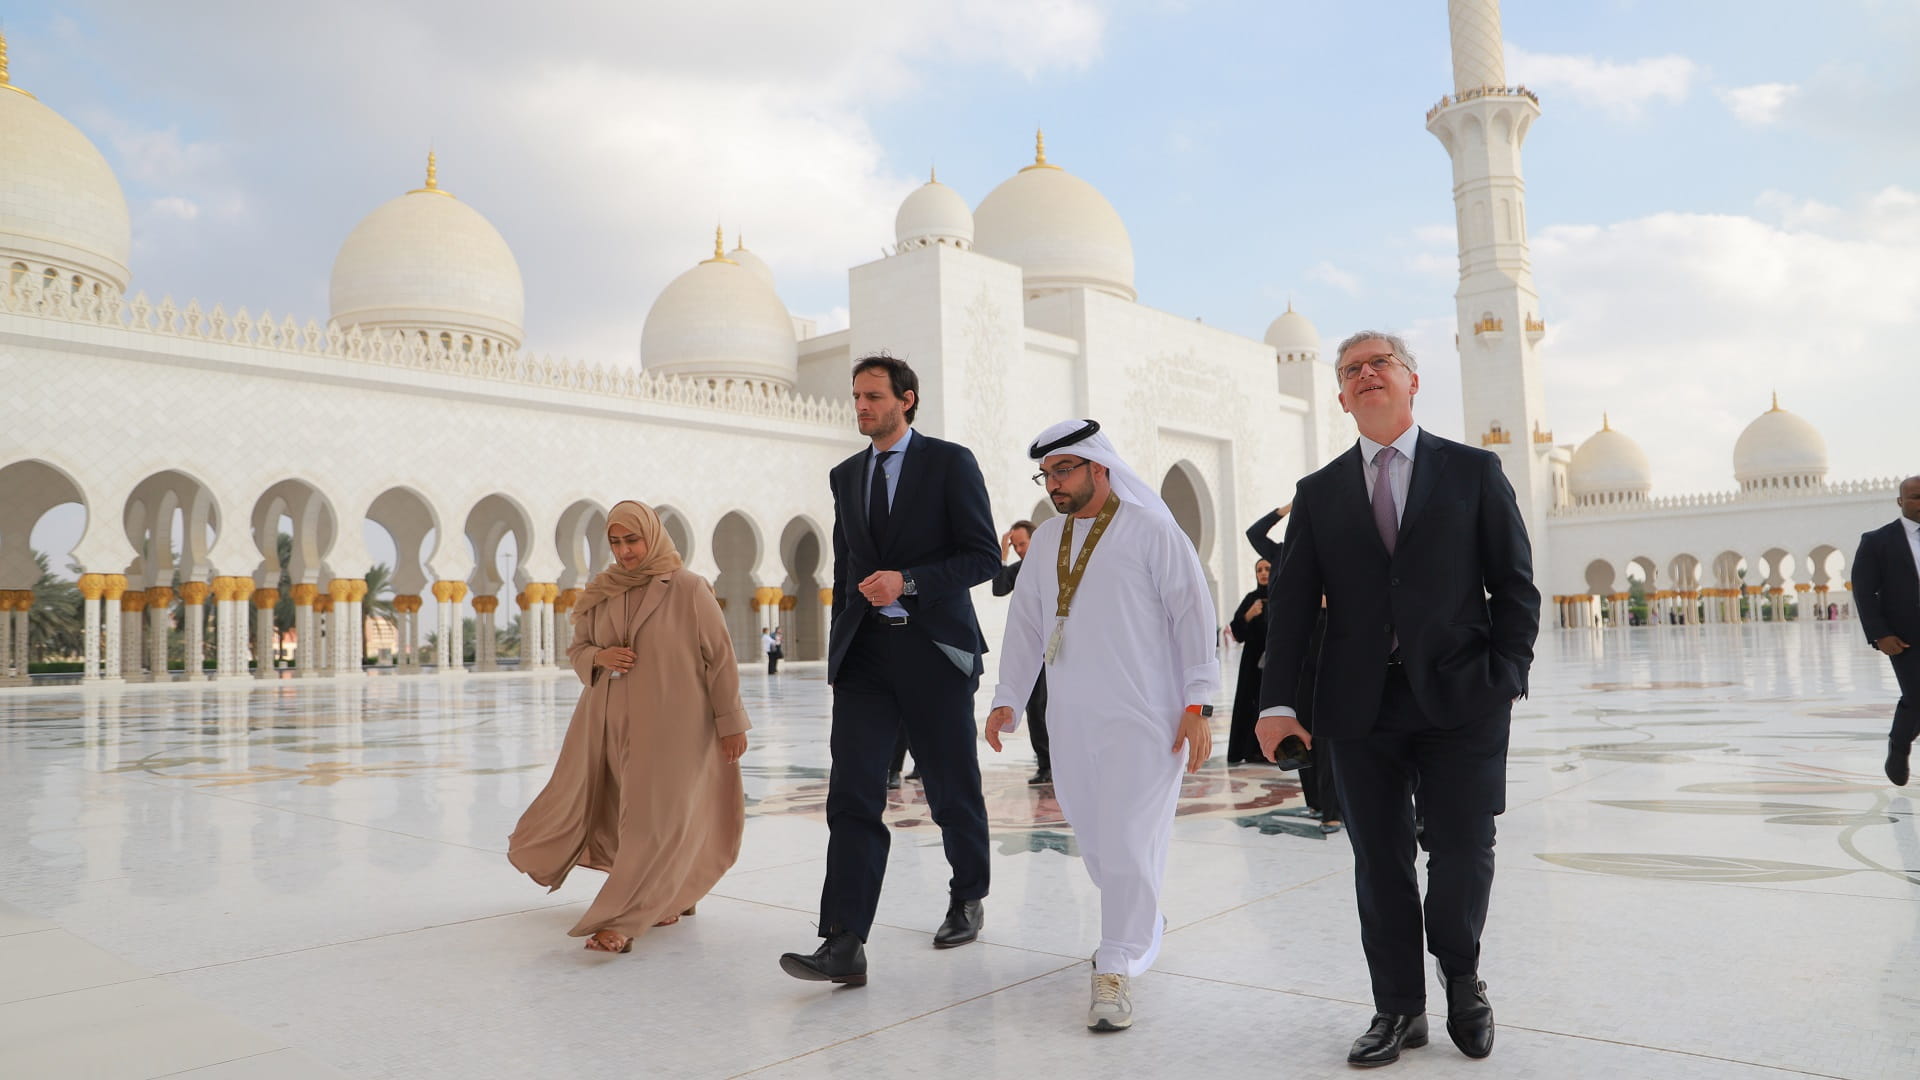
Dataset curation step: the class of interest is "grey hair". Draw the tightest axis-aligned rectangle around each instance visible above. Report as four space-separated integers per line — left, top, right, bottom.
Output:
1334 330 1418 372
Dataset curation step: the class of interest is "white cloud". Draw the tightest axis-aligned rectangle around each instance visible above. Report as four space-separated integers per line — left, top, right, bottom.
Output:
1308 260 1361 295
1504 45 1697 120
1716 82 1799 126
1530 188 1920 495
149 196 200 221
51 0 1108 360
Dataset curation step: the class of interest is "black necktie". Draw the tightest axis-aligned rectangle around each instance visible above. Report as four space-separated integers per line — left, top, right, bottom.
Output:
868 450 896 546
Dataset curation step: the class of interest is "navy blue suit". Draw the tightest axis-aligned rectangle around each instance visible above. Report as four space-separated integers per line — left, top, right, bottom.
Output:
1855 519 1920 750
818 430 999 941
1260 430 1540 1014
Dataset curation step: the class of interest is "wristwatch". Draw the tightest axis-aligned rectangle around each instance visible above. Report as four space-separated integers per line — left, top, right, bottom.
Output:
1184 704 1214 717
900 571 917 597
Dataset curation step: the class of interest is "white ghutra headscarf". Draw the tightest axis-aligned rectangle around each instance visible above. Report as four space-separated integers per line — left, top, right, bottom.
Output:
1028 419 1177 526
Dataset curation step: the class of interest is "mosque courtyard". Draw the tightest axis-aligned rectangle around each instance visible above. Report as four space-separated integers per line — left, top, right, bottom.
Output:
1 623 1915 1080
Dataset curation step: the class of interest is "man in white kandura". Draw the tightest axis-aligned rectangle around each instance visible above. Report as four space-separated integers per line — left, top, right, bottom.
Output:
986 419 1219 1032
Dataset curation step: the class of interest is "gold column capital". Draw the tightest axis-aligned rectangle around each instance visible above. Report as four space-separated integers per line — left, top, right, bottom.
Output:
122 594 147 612
515 590 532 611
253 588 280 609
314 596 334 614
146 586 175 607
393 594 421 614
180 581 211 606
819 587 833 607
78 574 107 600
291 584 319 606
327 578 354 602
558 588 581 612
450 582 468 602
431 581 457 603
103 574 129 600
472 595 499 614
347 580 369 603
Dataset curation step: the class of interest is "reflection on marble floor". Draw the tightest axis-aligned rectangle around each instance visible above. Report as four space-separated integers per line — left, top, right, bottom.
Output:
1 622 1915 1079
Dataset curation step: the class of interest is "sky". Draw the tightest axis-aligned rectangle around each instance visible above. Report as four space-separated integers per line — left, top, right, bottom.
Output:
9 0 1919 507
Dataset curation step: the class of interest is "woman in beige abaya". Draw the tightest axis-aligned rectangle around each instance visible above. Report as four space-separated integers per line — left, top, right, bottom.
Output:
508 499 750 953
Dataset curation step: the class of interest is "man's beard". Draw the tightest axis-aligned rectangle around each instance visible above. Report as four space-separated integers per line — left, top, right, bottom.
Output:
1052 486 1093 516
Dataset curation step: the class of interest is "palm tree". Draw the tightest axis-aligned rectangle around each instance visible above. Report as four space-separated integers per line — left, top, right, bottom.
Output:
273 532 295 660
360 562 395 661
28 550 84 662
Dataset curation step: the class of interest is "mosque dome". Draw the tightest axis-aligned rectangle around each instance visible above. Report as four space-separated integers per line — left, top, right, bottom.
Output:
1264 303 1320 360
641 228 798 390
972 131 1134 301
726 237 775 289
1567 417 1652 505
329 153 525 352
1733 395 1828 492
895 172 973 251
0 34 132 296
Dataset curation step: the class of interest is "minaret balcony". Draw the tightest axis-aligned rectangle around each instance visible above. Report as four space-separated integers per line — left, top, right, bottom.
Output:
1525 316 1546 341
1426 85 1540 123
1472 316 1504 341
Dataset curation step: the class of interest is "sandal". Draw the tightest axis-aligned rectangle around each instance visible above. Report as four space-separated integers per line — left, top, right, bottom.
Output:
585 931 632 953
654 903 697 928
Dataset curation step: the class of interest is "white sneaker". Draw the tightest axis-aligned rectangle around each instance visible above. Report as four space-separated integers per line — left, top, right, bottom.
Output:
1087 970 1133 1031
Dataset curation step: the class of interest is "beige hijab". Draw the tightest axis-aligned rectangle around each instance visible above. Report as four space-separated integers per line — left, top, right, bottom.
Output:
574 500 685 615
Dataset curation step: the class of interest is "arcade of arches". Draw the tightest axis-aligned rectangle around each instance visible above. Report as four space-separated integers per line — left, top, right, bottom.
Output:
0 460 830 686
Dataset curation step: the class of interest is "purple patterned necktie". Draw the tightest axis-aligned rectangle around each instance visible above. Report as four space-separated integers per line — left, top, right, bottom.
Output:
1372 445 1399 556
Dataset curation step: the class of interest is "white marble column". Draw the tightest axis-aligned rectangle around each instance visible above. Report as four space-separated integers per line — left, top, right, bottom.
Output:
80 577 104 682
101 577 127 682
9 603 26 683
292 584 316 676
0 593 13 683
254 588 278 679
181 581 209 682
474 597 498 672
539 585 557 669
434 583 455 671
147 587 172 681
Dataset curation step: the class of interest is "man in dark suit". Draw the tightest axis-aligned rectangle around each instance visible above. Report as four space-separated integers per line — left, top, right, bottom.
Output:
779 354 1000 987
1257 330 1539 1067
1853 475 1920 786
992 520 1052 785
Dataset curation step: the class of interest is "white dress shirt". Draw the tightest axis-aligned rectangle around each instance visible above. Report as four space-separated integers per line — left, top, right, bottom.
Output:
1260 425 1421 723
1905 517 1920 582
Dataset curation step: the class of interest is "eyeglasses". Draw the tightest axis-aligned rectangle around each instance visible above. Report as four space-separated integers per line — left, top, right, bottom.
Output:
1337 354 1402 383
1032 460 1093 487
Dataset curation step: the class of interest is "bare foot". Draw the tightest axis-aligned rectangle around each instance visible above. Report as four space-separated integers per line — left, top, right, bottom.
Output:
585 930 631 952
653 914 680 927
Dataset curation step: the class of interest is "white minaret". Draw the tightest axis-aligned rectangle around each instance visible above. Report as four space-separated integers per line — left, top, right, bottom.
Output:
1427 0 1556 546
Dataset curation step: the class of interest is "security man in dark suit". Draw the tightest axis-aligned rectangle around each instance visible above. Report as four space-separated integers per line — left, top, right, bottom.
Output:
1853 475 1920 786
992 519 1052 785
1258 330 1539 1067
779 354 1000 988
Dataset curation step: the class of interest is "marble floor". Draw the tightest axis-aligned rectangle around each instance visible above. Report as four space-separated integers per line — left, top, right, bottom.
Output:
1 622 1915 1079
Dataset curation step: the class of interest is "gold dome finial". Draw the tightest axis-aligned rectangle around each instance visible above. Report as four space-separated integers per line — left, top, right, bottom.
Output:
409 149 453 197
1020 127 1061 172
1602 412 1611 431
701 224 736 265
929 163 937 183
1769 390 1781 412
1 28 37 99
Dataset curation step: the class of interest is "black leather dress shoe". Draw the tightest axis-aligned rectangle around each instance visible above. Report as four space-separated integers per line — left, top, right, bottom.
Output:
1888 738 1910 787
1028 767 1052 786
886 769 902 790
1348 1012 1427 1067
778 931 867 986
933 898 983 948
1443 976 1494 1059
